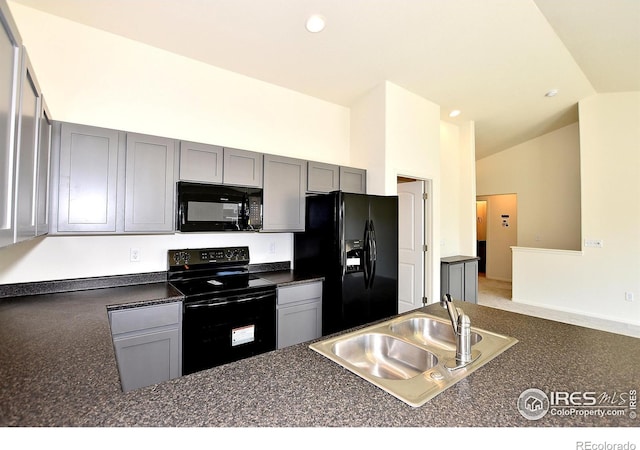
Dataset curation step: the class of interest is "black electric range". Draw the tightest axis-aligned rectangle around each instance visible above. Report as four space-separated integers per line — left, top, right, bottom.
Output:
168 246 276 375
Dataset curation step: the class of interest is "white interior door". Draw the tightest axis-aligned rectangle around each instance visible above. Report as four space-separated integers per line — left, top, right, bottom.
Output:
397 180 425 313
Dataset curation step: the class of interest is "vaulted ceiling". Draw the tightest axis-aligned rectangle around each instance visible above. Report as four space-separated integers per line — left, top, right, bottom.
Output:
12 0 640 159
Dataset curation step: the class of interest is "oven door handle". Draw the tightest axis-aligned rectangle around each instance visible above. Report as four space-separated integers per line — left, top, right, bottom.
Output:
184 292 274 309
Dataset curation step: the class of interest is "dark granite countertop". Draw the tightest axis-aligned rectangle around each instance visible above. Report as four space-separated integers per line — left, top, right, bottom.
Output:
441 255 480 264
1 284 638 427
257 269 324 287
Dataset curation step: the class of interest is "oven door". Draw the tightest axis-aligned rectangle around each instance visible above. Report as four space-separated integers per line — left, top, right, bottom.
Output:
182 288 276 375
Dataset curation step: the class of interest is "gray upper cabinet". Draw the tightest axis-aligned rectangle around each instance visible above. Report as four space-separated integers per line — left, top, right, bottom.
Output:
307 161 339 193
179 141 222 184
223 147 263 187
263 154 306 231
124 133 177 233
0 1 21 248
35 98 51 236
55 122 122 233
339 166 367 194
13 49 41 244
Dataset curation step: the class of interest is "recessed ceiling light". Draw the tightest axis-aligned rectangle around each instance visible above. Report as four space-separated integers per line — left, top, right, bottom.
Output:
545 89 559 97
305 14 326 33
449 110 461 118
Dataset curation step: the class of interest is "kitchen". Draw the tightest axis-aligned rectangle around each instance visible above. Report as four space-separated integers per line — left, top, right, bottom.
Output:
1 0 639 447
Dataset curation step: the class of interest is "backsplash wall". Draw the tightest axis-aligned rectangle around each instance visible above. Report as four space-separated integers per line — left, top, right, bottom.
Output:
0 233 293 284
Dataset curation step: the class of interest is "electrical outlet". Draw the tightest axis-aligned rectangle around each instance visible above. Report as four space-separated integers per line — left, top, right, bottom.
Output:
625 292 634 302
130 248 141 262
584 239 603 248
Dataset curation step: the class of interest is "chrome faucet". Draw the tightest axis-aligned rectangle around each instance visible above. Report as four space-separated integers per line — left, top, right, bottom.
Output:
441 294 474 368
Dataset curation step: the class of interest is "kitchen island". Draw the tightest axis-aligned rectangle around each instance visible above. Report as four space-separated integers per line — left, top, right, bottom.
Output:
0 283 638 427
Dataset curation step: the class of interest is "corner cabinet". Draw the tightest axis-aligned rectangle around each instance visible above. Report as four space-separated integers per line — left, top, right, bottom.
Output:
124 133 177 232
108 302 182 393
263 154 306 231
276 281 322 349
441 256 479 304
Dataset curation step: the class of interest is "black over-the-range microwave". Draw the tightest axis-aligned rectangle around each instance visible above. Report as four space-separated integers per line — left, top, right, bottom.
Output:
176 181 263 232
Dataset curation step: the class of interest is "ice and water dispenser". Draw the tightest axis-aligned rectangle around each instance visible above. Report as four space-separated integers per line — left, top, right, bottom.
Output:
345 239 364 273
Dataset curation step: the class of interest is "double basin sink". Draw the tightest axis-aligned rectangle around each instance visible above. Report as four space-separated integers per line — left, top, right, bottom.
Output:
309 310 518 407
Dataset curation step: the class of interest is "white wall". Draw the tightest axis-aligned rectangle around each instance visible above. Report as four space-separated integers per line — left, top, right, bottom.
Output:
477 123 582 250
351 81 444 304
513 92 640 326
440 120 477 258
0 233 293 284
8 3 350 164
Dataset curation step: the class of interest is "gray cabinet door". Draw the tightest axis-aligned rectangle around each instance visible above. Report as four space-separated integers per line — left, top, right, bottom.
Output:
57 123 121 232
223 147 263 187
463 260 478 304
35 100 51 236
112 328 181 392
13 51 41 243
263 154 306 231
179 141 222 183
441 258 478 303
124 133 176 232
277 281 323 349
307 161 339 193
339 166 367 194
109 302 182 393
0 3 21 247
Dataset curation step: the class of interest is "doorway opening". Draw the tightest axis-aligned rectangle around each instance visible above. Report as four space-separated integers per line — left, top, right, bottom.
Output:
476 194 517 282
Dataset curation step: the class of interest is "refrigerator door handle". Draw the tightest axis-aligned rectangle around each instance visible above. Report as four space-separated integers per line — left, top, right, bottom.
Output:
363 220 370 287
369 220 377 288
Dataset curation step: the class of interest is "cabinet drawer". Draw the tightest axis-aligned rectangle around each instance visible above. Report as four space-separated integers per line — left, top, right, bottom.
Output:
277 281 322 306
110 302 181 335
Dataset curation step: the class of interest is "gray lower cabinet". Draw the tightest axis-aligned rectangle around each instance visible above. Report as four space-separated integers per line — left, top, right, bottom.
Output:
263 154 307 231
441 256 479 304
223 147 263 187
109 302 182 392
125 133 177 232
179 141 223 184
276 281 322 349
339 166 366 194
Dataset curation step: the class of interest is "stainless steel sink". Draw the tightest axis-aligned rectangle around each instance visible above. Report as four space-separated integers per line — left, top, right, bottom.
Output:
309 311 518 407
389 316 482 351
332 333 439 380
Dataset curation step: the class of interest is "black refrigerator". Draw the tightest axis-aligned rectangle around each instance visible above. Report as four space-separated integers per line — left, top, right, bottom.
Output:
294 191 398 335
